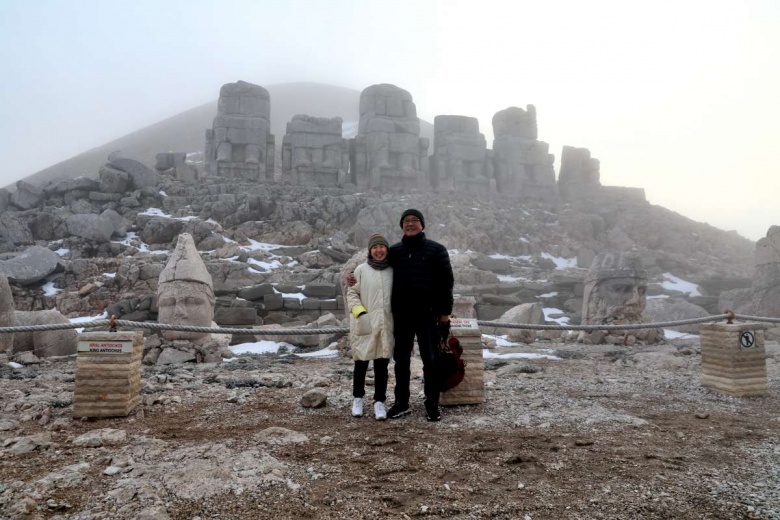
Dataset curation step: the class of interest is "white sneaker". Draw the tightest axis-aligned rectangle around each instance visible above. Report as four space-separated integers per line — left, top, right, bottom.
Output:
352 397 364 417
374 401 387 421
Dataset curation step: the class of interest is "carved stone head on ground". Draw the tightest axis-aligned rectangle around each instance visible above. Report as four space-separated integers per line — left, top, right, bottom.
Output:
582 252 647 324
157 234 215 342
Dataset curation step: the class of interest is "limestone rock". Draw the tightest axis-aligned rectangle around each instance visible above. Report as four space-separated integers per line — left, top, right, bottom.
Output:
13 310 78 357
66 213 115 243
73 428 127 447
156 348 197 365
254 427 309 445
0 245 60 285
141 218 184 245
644 298 710 333
11 180 44 210
109 156 159 189
300 388 327 408
99 164 131 193
0 214 34 246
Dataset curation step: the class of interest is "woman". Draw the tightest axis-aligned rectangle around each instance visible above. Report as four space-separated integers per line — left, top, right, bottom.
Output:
346 232 394 420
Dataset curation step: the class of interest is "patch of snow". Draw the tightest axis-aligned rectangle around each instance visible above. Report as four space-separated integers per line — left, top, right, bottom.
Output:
482 349 561 360
69 312 109 333
41 281 61 297
240 239 285 253
113 232 152 254
8 362 23 369
541 253 577 269
660 273 702 297
230 341 296 355
647 294 670 299
538 292 558 298
275 287 305 300
295 348 339 358
158 190 168 197
497 275 525 283
103 272 116 278
138 207 171 217
54 248 70 257
519 237 530 243
543 307 570 325
247 258 284 271
663 329 696 339
482 334 523 348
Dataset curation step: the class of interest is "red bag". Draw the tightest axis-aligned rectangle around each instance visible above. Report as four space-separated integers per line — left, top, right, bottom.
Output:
438 322 466 392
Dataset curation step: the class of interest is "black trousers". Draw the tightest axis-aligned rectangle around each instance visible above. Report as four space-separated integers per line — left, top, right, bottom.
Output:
353 358 390 402
393 315 440 407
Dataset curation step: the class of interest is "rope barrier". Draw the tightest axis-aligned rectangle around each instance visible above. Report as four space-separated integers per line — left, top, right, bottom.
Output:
1 312 776 336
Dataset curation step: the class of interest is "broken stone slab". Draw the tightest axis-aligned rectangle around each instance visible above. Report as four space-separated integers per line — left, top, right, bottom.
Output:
110 156 159 189
99 165 131 193
13 310 78 357
302 283 336 298
72 428 127 448
237 283 274 301
0 214 34 246
66 213 115 243
11 180 44 210
0 188 9 213
156 348 197 365
0 245 61 285
300 389 327 408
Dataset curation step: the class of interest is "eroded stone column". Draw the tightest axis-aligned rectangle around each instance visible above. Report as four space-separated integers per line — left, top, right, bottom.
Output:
492 106 557 203
580 251 663 344
430 115 492 192
350 84 429 189
205 81 275 181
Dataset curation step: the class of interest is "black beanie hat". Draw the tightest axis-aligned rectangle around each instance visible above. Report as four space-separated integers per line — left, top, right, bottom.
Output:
400 209 425 229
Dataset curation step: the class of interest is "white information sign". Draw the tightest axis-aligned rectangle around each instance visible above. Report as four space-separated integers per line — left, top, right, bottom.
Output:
450 318 479 330
77 340 134 354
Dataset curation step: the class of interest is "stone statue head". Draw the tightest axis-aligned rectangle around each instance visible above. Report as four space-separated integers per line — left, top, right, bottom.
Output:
157 234 215 342
582 252 647 324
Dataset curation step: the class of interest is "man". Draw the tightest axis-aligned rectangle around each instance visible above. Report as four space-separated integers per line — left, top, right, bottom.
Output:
385 209 454 421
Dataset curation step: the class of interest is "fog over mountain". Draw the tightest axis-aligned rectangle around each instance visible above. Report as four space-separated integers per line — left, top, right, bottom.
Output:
15 83 434 190
1 0 778 240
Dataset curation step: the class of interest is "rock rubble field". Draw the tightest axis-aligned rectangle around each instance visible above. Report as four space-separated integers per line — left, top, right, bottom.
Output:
1 336 778 519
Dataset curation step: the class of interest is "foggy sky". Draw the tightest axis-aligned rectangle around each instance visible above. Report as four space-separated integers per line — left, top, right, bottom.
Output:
1 0 777 241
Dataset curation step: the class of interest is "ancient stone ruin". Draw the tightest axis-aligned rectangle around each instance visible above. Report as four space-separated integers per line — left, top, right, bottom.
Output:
491 106 557 203
157 233 216 345
430 115 493 192
349 84 429 189
580 251 663 344
205 81 275 180
282 115 349 185
558 146 601 202
752 225 780 318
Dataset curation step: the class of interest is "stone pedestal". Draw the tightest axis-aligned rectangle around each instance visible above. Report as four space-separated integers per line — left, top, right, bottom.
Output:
73 331 143 418
453 295 477 319
700 322 767 397
440 318 485 406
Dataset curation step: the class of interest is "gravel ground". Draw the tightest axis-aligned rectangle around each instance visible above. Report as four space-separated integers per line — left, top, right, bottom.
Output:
0 337 778 520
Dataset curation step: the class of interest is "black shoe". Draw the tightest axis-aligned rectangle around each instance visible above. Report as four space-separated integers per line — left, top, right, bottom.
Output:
425 403 442 422
386 402 411 419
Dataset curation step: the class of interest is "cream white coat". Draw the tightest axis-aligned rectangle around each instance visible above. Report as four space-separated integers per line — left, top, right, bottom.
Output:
346 263 394 361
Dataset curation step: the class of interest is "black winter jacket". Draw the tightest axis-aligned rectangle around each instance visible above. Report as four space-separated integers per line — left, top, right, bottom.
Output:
388 232 454 318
